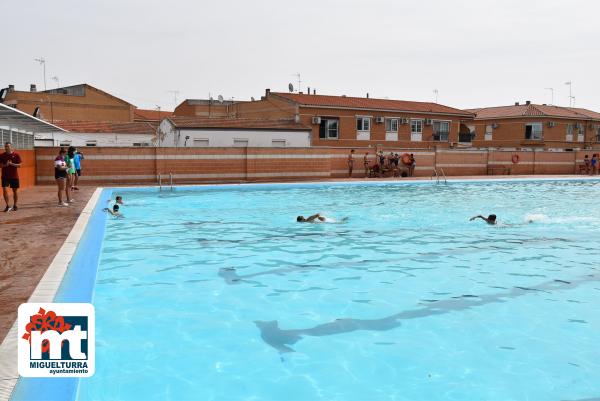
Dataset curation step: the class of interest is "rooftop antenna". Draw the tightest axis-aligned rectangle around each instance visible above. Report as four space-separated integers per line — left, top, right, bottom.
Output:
217 94 224 103
34 57 47 91
565 81 572 107
288 83 294 93
292 73 301 93
168 90 179 107
433 89 439 103
52 76 60 89
544 87 554 105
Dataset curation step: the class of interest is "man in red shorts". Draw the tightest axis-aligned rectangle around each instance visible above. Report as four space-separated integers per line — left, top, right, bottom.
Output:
1 142 22 212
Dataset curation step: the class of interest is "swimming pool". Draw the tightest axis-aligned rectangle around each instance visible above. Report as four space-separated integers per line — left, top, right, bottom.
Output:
19 179 600 400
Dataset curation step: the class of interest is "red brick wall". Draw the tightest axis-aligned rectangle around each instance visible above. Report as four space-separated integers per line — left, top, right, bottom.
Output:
34 147 593 185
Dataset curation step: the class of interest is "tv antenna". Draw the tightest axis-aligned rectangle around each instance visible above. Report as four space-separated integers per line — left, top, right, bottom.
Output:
34 57 47 91
168 90 179 106
52 76 60 89
433 89 439 103
288 83 294 93
565 81 573 107
292 73 301 93
544 87 554 105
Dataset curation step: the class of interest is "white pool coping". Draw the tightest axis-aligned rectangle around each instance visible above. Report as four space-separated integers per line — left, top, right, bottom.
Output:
0 188 103 401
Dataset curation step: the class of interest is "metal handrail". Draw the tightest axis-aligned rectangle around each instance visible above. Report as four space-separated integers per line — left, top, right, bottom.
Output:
439 168 448 184
169 172 173 191
158 174 162 191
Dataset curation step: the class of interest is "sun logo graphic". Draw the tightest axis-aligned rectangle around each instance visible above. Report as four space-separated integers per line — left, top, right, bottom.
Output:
18 303 95 377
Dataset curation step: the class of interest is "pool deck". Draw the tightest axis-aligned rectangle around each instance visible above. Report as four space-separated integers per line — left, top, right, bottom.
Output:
0 186 96 341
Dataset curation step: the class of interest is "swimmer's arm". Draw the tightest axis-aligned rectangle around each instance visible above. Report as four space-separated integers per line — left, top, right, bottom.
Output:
306 213 321 222
469 215 485 221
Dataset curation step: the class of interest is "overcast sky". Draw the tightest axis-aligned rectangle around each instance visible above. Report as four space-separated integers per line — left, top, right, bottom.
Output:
2 0 598 112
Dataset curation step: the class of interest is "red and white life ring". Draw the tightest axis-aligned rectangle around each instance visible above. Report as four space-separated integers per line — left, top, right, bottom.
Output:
511 154 520 164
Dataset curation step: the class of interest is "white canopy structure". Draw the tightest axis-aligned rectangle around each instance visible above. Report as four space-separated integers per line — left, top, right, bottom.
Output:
0 102 66 149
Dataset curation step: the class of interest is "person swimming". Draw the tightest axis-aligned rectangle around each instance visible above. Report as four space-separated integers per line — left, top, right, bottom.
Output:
297 213 326 223
103 203 123 217
470 214 497 225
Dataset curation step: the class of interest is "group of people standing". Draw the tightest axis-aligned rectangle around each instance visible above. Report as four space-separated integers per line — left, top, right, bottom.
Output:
347 149 416 178
54 146 84 206
583 154 599 175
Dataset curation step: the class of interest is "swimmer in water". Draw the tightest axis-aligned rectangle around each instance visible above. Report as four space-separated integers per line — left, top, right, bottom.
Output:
103 203 123 218
470 214 497 225
297 213 326 223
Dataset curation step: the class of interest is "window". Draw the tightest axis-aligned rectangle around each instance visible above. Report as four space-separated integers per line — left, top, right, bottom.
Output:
566 124 574 142
485 125 493 141
59 141 72 147
385 118 398 133
271 139 286 147
356 117 371 132
133 142 151 147
193 139 209 147
85 140 97 147
233 139 249 147
410 119 423 141
525 123 543 140
319 118 339 139
432 121 450 141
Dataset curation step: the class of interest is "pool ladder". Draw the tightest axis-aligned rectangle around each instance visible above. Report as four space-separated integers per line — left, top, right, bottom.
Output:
158 172 174 191
431 168 447 184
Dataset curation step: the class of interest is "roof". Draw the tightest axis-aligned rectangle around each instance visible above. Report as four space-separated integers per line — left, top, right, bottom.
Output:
4 84 134 106
134 108 173 121
165 117 311 130
271 92 473 116
467 104 600 120
53 120 157 135
0 103 66 133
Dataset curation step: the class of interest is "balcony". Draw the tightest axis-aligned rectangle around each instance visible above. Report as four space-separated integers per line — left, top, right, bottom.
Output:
432 132 449 142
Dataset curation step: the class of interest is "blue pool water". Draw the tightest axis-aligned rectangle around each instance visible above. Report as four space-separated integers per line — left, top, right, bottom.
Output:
78 180 600 401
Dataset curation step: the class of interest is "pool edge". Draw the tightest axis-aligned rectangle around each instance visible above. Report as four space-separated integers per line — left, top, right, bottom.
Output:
0 187 104 401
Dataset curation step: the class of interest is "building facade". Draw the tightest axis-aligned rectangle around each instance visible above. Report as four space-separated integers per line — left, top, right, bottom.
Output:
232 90 475 148
467 102 600 149
1 84 136 123
35 121 157 147
159 117 311 147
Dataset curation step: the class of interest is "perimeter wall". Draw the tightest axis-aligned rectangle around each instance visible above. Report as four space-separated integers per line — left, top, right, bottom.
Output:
34 147 594 185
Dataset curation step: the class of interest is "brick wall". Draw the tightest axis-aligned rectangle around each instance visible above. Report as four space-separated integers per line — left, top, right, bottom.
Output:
34 147 594 185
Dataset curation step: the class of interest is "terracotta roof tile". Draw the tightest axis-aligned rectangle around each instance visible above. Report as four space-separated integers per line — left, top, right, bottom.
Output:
272 92 473 116
166 117 311 130
468 104 600 120
53 120 158 135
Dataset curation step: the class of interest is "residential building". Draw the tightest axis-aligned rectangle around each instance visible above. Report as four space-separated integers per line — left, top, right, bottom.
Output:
1 84 136 122
173 99 242 118
34 121 157 147
159 117 311 147
466 102 600 149
232 89 474 148
134 108 173 122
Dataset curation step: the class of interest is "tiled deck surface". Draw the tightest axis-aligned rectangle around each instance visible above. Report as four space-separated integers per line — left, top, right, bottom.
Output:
0 186 96 341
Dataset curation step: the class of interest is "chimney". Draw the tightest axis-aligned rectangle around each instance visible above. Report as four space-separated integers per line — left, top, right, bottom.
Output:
366 93 369 98
308 87 310 94
265 88 271 96
313 89 316 95
515 102 520 106
8 84 14 92
30 84 37 92
525 100 531 105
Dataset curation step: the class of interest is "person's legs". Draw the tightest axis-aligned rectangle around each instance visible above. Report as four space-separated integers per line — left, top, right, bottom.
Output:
74 170 80 189
66 174 73 201
12 187 18 209
2 184 9 210
56 179 64 204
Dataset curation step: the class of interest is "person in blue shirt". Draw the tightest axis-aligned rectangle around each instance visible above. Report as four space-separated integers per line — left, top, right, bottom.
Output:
72 150 84 190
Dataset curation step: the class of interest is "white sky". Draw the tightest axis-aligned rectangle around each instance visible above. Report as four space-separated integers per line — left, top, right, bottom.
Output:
2 0 598 112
